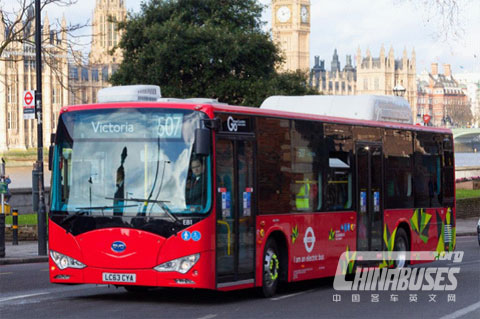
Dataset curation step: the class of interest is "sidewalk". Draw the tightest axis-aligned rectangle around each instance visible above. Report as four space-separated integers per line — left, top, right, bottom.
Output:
0 218 478 265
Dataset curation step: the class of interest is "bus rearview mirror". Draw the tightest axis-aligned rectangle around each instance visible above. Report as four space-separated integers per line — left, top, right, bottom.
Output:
195 128 211 156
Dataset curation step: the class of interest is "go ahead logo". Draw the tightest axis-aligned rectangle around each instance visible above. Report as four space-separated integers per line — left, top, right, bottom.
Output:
111 241 126 253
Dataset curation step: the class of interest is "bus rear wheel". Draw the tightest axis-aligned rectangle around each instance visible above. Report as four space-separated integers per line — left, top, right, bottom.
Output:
262 238 280 297
394 228 409 268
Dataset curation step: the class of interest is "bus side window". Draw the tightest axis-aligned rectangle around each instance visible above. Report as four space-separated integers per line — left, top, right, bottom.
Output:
326 153 352 211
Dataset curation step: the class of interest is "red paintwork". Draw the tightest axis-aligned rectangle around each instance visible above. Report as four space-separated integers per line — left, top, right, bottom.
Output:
49 213 217 289
51 101 454 291
255 212 357 285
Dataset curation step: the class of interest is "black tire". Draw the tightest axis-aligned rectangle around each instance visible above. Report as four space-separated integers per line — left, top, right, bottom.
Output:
262 238 280 298
394 228 409 268
124 285 150 293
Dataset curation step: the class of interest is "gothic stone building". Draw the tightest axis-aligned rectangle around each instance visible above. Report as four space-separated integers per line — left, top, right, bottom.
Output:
0 12 69 151
0 0 125 152
310 46 417 119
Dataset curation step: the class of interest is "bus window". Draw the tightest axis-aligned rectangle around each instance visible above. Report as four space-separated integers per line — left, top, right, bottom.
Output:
291 120 323 212
326 153 352 211
257 118 292 214
442 135 454 206
384 129 414 209
324 124 353 211
414 133 442 208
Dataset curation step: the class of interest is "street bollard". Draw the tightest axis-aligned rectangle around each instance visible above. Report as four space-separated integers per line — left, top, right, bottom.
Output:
12 209 18 245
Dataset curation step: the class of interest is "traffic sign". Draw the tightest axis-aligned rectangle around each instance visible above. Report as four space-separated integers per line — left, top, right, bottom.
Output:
423 114 431 124
23 90 35 120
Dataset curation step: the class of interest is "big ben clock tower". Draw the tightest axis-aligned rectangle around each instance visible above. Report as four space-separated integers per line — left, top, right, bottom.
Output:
272 0 310 72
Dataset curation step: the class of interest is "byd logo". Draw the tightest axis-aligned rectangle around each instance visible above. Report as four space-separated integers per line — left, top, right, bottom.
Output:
111 241 126 253
227 116 246 132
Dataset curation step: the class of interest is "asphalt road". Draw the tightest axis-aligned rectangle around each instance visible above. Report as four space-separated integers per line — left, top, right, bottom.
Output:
1 236 479 319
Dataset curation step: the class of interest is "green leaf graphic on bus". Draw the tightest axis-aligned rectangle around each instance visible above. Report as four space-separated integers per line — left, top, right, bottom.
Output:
328 228 335 241
410 208 432 244
380 225 397 268
291 225 299 244
340 246 356 275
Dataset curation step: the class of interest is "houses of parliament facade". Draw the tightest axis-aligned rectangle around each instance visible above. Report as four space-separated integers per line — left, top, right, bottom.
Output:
0 0 126 152
272 0 417 116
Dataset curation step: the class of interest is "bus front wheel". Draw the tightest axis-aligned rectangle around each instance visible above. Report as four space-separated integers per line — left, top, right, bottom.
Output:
262 238 280 297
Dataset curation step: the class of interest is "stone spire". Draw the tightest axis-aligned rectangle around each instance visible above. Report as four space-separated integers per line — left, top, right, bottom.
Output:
331 48 341 73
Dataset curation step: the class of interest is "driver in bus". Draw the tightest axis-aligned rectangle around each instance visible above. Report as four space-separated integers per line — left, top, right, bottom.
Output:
186 158 206 206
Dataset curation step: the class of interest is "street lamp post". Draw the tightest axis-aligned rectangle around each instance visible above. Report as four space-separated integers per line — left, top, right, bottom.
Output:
35 0 47 256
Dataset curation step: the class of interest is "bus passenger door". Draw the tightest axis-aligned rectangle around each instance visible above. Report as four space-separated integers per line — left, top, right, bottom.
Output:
356 144 383 251
216 138 255 286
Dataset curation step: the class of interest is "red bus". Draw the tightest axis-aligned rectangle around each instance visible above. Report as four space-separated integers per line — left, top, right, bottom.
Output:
48 87 455 297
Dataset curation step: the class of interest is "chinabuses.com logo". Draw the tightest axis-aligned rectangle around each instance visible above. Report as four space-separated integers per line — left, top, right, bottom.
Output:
333 251 463 291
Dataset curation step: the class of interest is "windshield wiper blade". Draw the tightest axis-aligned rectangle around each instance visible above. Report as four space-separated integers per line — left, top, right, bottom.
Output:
76 204 138 210
105 197 180 224
105 197 170 204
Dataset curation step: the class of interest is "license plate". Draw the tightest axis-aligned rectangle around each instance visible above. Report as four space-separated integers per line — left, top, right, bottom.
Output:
102 272 136 283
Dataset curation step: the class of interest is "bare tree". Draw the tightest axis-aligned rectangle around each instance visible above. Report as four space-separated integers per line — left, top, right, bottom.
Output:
0 0 91 88
409 0 472 43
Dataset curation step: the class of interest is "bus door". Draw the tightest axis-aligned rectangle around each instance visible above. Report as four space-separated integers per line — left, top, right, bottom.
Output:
356 143 383 251
215 138 255 286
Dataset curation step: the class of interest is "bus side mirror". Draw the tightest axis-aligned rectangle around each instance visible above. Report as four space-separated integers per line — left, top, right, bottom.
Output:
195 128 211 156
48 133 55 171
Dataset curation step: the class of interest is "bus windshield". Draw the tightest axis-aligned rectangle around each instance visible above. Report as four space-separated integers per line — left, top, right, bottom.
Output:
51 108 211 221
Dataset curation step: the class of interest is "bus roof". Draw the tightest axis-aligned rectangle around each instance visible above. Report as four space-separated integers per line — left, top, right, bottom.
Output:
261 95 413 124
60 100 451 135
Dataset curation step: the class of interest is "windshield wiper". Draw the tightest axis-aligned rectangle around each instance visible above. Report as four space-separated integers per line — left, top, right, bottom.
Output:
105 197 180 224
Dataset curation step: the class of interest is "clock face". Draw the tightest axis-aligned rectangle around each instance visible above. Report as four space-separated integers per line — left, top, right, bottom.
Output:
300 5 309 23
276 6 291 23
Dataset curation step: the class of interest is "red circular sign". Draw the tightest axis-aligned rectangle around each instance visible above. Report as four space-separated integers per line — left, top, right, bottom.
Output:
24 91 33 105
423 114 431 124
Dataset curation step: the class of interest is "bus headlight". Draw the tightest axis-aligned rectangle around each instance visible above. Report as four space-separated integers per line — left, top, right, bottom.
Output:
153 253 200 274
50 250 86 270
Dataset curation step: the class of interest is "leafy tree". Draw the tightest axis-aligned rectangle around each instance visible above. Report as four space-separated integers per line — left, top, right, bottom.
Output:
111 0 315 106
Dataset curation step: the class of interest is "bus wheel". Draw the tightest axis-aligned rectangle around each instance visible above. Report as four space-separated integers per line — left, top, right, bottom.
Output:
394 228 409 268
262 238 280 297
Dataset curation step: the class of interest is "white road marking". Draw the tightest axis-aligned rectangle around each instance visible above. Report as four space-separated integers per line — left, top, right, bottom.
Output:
0 292 49 303
0 272 13 275
197 314 217 319
270 289 316 301
439 301 480 319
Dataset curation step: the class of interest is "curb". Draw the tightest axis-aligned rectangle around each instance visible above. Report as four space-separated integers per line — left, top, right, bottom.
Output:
0 256 48 265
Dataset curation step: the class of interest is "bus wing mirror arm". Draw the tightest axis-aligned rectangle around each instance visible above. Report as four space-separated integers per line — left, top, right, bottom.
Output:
203 117 221 131
194 128 211 156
